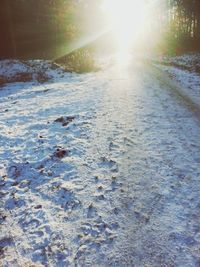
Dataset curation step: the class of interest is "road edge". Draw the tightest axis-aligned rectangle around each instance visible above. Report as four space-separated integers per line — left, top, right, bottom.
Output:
147 62 200 122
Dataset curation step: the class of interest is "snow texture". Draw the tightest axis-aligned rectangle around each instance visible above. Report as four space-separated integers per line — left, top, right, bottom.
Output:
153 53 200 72
152 54 200 109
0 58 200 267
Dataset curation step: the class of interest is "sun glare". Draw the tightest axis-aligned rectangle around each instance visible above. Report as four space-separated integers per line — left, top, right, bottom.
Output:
102 0 148 60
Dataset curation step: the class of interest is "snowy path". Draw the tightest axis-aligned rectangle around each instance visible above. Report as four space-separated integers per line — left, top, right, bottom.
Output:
0 61 200 267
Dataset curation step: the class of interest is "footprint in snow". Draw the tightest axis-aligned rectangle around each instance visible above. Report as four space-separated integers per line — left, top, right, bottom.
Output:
0 178 6 187
94 193 106 201
5 197 26 210
0 237 14 256
111 176 123 191
109 141 120 151
32 246 49 266
103 176 122 193
169 232 196 246
51 186 81 212
99 157 118 173
87 204 98 218
29 231 44 238
112 207 120 215
21 218 41 231
77 220 118 252
0 212 7 223
0 237 14 247
54 116 75 127
53 147 69 159
94 176 99 183
97 185 103 192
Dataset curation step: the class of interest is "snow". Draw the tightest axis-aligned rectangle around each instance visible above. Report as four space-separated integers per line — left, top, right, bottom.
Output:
151 53 200 110
159 66 200 108
155 53 200 72
0 60 62 79
0 58 200 266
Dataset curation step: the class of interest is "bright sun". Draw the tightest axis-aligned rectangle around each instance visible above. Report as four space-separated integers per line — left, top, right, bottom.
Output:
102 0 148 55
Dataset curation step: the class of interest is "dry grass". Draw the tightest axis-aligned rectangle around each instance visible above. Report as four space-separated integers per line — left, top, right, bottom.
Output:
55 48 99 73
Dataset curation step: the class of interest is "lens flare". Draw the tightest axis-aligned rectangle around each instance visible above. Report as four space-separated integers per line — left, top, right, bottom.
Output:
102 0 149 61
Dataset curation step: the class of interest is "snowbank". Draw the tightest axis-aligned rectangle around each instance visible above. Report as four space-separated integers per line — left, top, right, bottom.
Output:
152 54 200 109
0 60 67 86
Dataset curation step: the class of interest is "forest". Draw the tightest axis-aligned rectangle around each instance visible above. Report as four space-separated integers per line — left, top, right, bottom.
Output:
164 0 200 53
0 0 200 59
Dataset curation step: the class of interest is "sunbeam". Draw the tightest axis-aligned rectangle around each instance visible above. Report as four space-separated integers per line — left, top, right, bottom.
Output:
102 0 149 56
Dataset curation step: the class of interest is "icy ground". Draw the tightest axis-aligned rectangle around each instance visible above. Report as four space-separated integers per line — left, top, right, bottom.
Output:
151 53 200 108
155 65 200 109
0 58 200 267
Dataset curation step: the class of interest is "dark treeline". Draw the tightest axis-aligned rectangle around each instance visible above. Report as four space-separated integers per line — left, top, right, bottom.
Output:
159 0 200 53
169 0 200 40
0 0 200 59
0 0 96 59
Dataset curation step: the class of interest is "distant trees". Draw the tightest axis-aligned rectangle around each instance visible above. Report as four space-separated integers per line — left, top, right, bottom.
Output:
169 1 200 37
164 0 200 52
0 0 103 59
0 1 17 58
0 0 200 58
0 0 81 58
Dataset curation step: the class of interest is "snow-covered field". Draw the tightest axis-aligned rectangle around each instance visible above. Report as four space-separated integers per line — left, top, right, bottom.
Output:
0 58 200 266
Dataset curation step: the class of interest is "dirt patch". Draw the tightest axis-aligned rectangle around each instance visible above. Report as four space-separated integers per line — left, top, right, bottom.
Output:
0 71 50 87
0 73 32 86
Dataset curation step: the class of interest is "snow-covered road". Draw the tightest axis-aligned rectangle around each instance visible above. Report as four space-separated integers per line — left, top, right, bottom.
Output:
0 60 200 267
